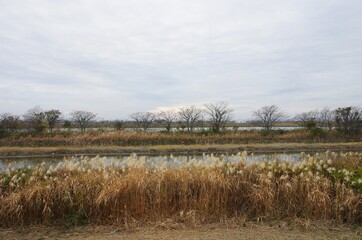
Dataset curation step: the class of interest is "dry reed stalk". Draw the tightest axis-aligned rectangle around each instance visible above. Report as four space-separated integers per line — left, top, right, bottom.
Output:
0 152 361 226
0 130 330 147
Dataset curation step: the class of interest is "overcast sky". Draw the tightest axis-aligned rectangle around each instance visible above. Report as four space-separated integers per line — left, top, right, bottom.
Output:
0 0 361 120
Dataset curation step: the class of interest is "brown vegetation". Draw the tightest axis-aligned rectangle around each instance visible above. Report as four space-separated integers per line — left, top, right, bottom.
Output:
0 130 358 147
0 152 361 227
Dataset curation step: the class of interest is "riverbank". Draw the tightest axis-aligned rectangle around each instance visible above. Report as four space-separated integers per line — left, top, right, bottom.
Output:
2 130 360 148
1 142 362 158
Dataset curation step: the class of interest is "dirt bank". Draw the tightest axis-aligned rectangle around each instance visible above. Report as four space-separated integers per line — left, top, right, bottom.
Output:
1 223 360 240
1 142 362 158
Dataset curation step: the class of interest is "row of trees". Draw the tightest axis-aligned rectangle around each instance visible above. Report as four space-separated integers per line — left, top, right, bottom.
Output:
0 102 238 135
0 103 361 137
0 106 97 136
129 102 232 132
294 107 334 131
293 107 362 136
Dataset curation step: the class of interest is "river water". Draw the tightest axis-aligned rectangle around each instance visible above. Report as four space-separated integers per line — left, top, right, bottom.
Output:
0 153 304 173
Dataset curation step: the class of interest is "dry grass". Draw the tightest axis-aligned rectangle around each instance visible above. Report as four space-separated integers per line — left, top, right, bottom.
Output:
0 152 361 227
0 130 351 147
1 142 362 157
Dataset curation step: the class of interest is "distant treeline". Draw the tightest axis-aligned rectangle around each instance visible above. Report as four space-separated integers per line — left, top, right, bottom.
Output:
0 102 361 138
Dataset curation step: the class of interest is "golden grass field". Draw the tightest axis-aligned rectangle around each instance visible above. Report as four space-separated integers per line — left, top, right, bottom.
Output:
0 151 361 227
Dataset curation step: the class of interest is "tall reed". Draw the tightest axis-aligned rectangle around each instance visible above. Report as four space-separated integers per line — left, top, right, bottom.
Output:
0 130 342 147
0 152 361 226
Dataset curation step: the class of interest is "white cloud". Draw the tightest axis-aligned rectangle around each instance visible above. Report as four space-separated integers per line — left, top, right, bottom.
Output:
0 0 361 120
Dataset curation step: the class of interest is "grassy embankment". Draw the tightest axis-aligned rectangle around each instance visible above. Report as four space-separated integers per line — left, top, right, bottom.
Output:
1 142 362 157
0 130 339 147
0 130 361 156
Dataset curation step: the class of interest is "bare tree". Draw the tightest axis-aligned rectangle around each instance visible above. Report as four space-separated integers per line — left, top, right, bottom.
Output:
178 106 203 132
335 106 361 136
23 106 47 133
252 105 286 131
294 111 319 129
45 109 61 133
158 110 178 132
0 113 20 137
23 106 45 121
294 108 334 131
70 110 97 132
204 101 233 132
129 112 157 131
318 107 333 131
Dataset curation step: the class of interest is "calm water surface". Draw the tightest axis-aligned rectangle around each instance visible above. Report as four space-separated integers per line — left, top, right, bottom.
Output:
0 153 304 172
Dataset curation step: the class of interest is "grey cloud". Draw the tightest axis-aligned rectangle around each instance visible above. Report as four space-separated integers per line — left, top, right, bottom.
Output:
0 0 361 120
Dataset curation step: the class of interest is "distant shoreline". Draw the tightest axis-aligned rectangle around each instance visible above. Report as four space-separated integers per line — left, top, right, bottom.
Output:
1 142 362 158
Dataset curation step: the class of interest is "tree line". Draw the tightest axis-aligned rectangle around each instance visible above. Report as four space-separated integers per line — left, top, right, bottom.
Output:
0 103 361 137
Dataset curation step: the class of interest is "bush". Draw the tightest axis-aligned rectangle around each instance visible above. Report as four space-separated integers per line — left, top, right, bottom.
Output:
310 127 326 139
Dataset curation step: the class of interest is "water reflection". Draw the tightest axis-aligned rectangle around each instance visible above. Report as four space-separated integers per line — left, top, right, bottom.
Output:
0 153 303 173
